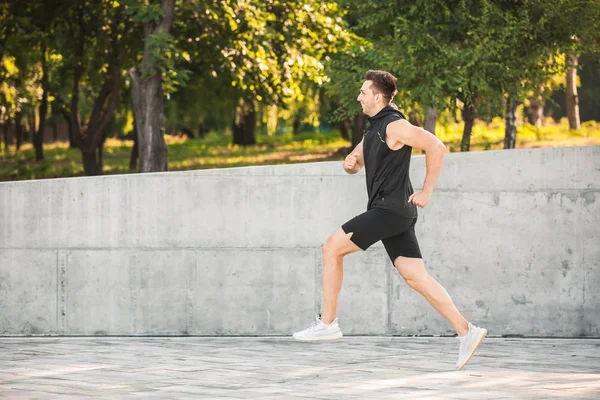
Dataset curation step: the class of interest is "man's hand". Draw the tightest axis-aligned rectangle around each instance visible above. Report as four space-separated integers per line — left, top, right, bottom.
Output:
408 190 431 208
343 139 364 174
344 153 360 174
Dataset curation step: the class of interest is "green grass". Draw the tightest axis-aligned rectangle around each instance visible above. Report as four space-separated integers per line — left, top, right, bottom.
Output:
437 117 600 152
1 118 599 181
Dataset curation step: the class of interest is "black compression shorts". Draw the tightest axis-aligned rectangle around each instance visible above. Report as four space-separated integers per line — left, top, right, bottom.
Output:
341 208 422 262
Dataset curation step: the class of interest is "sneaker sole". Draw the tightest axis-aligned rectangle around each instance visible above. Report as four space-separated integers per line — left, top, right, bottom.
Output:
293 332 343 342
456 328 487 370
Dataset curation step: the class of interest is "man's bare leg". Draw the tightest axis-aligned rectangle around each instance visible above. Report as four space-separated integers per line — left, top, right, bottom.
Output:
320 228 362 324
394 256 469 336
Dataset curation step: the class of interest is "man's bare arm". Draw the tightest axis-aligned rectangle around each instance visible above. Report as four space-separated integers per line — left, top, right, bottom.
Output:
386 119 446 206
343 139 365 174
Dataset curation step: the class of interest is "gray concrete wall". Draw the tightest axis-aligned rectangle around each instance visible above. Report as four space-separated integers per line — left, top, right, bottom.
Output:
0 145 598 337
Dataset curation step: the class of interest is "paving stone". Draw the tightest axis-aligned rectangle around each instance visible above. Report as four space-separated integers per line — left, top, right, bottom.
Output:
0 337 598 399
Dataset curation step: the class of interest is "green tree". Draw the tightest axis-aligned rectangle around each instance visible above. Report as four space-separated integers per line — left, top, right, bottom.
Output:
559 0 600 130
2 0 62 160
328 0 501 151
486 0 599 145
127 0 182 172
179 0 350 146
57 0 133 175
328 0 600 152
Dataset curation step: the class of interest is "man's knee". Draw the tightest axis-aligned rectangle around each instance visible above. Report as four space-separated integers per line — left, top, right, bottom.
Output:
404 276 427 291
322 229 352 258
395 257 429 291
322 235 340 258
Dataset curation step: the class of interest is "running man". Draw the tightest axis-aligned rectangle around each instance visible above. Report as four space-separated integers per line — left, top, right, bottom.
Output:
293 70 487 370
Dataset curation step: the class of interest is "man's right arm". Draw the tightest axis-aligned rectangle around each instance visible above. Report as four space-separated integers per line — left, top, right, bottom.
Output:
343 139 364 174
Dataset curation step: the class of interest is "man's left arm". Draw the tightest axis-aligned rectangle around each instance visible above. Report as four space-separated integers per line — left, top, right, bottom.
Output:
386 119 446 208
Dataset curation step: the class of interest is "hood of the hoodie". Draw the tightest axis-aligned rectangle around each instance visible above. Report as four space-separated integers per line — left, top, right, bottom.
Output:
367 105 406 123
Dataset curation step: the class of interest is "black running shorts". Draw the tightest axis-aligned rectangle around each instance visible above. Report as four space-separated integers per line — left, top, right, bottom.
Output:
341 208 422 262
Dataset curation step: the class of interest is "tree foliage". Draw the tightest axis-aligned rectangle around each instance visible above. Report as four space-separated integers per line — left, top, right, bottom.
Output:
326 0 599 149
1 0 600 176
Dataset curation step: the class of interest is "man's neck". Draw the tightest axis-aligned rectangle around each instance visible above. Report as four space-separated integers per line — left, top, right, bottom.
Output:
368 103 387 117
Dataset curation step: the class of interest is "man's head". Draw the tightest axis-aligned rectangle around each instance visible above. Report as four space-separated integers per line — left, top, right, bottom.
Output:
357 70 398 116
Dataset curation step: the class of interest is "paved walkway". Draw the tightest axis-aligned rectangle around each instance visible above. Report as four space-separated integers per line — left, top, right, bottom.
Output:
0 337 599 399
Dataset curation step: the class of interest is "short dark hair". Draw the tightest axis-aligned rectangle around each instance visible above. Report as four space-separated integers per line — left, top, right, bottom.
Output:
365 70 397 103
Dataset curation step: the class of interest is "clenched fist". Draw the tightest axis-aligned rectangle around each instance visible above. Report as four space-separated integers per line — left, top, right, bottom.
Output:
344 153 360 173
408 190 431 208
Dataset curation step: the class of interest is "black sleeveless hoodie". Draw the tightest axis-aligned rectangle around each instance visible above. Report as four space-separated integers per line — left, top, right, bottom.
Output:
363 105 417 218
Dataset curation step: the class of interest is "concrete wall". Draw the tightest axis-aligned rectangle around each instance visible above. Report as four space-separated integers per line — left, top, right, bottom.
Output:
0 145 598 337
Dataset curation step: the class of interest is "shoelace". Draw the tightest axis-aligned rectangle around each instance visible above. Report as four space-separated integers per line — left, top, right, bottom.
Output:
307 319 321 332
455 336 465 349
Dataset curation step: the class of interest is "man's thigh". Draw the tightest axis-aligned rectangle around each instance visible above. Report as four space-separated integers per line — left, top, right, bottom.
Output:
324 227 362 257
341 208 413 251
382 222 422 263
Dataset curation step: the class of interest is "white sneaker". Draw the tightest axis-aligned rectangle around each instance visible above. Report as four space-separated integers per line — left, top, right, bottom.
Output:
293 315 343 341
455 322 487 370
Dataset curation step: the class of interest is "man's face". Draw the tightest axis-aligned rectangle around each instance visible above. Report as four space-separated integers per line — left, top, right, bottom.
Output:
357 80 381 116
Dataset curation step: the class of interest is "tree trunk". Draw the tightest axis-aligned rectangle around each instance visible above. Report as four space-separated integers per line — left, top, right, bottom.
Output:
78 5 128 176
232 117 240 144
243 109 257 145
15 111 23 150
338 119 350 141
34 40 49 161
408 108 422 127
128 0 174 172
61 109 74 146
69 4 86 149
527 98 544 127
232 99 257 146
28 111 35 143
504 96 518 149
129 117 139 170
130 70 169 170
2 124 9 153
80 63 121 175
566 54 581 130
97 136 105 172
80 132 106 176
423 106 437 135
461 101 475 152
292 114 302 135
81 149 99 175
351 113 366 148
129 133 139 171
52 117 58 142
70 63 83 149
